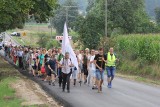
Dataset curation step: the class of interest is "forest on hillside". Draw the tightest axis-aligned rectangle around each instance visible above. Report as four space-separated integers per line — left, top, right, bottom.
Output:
59 0 160 19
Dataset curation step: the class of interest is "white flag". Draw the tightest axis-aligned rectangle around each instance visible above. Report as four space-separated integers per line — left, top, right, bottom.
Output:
62 23 78 70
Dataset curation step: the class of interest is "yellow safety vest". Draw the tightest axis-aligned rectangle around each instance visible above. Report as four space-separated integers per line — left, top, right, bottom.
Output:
106 52 116 67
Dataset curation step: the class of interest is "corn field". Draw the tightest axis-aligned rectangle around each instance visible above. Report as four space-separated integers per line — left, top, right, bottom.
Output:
111 34 160 79
113 34 160 64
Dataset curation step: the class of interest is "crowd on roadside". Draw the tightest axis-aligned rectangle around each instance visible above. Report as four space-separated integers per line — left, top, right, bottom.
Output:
2 44 119 93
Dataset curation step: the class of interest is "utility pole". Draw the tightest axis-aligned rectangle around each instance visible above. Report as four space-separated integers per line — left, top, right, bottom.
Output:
63 6 79 26
66 7 69 26
105 0 108 37
49 18 52 39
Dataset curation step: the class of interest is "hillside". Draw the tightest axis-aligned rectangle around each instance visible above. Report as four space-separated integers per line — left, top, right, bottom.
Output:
58 0 160 18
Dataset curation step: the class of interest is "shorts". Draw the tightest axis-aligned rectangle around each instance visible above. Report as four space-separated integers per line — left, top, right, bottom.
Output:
45 65 49 74
106 66 116 77
32 64 37 70
96 69 104 80
47 69 56 76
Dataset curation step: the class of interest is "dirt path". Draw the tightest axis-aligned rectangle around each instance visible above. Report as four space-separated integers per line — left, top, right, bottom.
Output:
10 76 61 107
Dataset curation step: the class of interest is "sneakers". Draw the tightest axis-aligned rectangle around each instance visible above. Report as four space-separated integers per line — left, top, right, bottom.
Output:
107 82 112 88
59 84 61 88
79 81 82 86
52 82 55 86
73 79 76 86
92 85 98 90
49 81 51 85
62 89 70 93
62 89 65 92
84 80 87 84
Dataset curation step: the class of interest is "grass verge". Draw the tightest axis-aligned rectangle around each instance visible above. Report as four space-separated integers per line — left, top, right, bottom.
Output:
0 57 48 107
0 77 22 107
116 73 160 87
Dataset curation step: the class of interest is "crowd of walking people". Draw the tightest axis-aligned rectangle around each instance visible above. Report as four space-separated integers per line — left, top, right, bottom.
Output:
2 44 119 93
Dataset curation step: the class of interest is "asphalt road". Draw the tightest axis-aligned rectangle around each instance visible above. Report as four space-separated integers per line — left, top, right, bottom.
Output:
4 32 19 46
0 50 160 107
36 76 160 107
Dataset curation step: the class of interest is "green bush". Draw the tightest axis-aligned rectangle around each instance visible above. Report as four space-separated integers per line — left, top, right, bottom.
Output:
46 40 60 50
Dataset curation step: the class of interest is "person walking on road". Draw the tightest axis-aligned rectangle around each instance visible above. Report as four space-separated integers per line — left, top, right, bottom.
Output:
72 50 79 86
87 49 96 88
57 48 64 88
94 48 106 93
77 50 83 85
17 47 23 69
48 54 57 86
59 52 73 93
82 48 90 84
105 47 119 88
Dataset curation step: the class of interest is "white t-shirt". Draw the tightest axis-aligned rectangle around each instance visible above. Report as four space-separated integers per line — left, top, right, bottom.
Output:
60 58 72 74
89 55 96 71
17 51 23 57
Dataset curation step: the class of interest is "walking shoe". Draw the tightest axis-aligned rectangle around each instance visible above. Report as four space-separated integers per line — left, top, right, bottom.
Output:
94 86 98 90
49 81 51 85
52 82 55 86
84 80 87 84
79 81 82 86
110 82 112 88
62 89 65 92
59 84 61 88
67 90 70 93
92 85 96 90
107 82 111 88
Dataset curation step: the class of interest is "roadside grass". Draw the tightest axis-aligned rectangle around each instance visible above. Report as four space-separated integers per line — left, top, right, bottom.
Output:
0 57 23 107
116 73 160 87
0 57 48 107
115 59 160 86
0 77 22 107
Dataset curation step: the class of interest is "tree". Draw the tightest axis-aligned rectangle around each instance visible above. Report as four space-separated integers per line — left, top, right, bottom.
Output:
46 40 60 49
155 7 160 24
50 0 79 34
74 0 152 49
0 0 58 33
37 33 50 48
74 0 105 49
107 0 148 34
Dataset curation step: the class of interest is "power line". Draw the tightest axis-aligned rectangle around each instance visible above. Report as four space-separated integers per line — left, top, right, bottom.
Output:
62 6 79 25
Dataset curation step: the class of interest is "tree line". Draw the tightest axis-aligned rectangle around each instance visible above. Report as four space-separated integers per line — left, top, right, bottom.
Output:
1 0 160 49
